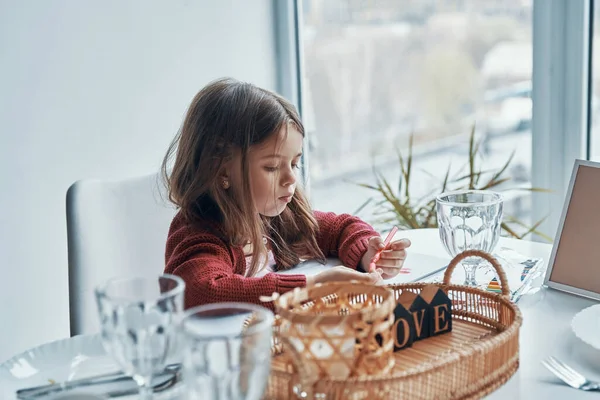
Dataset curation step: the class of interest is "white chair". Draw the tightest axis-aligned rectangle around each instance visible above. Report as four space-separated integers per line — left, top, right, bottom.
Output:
66 173 177 336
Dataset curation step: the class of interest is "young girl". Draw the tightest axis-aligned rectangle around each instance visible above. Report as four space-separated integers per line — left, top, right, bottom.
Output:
162 78 411 309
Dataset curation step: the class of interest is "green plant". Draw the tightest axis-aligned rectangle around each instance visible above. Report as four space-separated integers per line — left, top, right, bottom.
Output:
354 127 552 241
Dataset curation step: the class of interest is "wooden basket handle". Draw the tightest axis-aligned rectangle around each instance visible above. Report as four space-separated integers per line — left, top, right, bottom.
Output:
443 249 511 297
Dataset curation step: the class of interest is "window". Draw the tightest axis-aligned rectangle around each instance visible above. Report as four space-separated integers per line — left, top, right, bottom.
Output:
300 0 534 232
591 2 600 161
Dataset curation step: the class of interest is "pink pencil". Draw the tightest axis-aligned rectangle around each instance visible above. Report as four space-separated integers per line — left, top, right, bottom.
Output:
369 226 399 272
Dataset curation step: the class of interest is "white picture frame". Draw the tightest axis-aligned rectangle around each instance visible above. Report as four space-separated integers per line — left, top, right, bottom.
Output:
544 159 600 301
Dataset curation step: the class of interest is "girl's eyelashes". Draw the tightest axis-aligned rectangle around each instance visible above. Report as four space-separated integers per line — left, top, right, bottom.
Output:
264 163 300 172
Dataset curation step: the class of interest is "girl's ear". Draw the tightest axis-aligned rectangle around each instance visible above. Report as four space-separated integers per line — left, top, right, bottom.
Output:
219 149 242 190
218 163 231 190
221 177 230 190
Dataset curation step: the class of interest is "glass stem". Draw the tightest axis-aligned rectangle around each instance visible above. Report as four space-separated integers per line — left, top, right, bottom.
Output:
140 386 153 400
134 376 154 400
462 261 478 286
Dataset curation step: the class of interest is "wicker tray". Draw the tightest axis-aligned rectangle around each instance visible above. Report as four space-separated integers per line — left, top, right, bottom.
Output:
265 250 523 400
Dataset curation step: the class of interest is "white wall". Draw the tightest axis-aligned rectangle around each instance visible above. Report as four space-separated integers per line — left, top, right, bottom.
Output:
0 0 277 362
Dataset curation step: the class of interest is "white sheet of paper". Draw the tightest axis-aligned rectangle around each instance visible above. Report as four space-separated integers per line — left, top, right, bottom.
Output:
276 252 448 284
384 252 449 284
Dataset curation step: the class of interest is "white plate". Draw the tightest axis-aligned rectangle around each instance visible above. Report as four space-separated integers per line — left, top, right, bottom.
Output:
0 335 131 399
571 304 600 350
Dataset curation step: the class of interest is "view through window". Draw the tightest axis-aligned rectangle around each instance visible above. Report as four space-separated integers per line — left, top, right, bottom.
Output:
301 0 534 234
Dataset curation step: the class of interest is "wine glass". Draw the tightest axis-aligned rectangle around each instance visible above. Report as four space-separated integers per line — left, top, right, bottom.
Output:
95 274 185 399
180 302 274 400
436 190 503 287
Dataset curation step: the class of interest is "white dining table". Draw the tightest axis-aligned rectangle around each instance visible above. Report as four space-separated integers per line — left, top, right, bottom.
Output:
395 228 600 400
2 228 599 399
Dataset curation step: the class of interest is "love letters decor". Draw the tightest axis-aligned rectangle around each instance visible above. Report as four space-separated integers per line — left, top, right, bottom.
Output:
392 284 452 351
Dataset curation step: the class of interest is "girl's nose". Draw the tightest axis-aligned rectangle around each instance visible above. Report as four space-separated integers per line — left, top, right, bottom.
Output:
281 167 296 187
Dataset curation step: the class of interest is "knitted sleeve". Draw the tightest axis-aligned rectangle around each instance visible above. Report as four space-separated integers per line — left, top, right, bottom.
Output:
314 211 379 270
165 225 306 310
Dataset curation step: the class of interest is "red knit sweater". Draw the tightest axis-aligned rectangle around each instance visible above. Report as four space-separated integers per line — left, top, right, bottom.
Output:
164 210 378 310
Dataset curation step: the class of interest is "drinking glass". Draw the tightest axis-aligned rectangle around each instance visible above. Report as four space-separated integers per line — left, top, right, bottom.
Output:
95 274 185 399
436 190 503 287
180 302 274 400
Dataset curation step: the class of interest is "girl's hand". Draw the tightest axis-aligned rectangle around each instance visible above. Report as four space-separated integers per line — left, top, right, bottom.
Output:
361 237 411 279
306 266 383 287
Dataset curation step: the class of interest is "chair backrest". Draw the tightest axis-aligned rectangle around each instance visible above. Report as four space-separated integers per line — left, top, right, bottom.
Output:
66 173 177 336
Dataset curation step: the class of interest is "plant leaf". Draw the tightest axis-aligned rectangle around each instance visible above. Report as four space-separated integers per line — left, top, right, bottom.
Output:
488 150 515 184
352 122 552 242
480 177 511 190
376 172 421 229
352 182 381 191
353 197 373 216
406 133 413 199
441 162 452 193
518 187 554 193
500 222 520 238
467 126 481 189
450 169 495 183
504 215 553 242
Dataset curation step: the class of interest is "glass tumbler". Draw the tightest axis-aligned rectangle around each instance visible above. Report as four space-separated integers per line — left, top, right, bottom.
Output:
95 274 185 399
180 302 274 400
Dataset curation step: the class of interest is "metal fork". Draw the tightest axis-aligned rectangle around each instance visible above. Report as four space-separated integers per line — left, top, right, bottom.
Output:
105 371 182 398
17 364 181 399
542 356 600 391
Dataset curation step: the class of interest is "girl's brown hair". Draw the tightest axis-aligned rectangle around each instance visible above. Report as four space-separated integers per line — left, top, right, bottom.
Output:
162 77 325 276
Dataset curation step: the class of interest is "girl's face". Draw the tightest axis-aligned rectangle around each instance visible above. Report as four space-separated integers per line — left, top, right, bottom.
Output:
230 125 303 217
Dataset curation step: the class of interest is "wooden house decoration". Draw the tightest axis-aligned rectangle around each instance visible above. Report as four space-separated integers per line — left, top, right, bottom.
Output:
392 297 414 351
397 290 431 342
419 284 453 336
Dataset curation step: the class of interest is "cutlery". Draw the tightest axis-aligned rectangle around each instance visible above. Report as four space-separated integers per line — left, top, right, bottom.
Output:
542 356 600 391
105 370 181 398
16 363 181 399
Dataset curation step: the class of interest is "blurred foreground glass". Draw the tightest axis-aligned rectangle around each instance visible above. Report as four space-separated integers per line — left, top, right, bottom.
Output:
95 274 185 399
436 190 503 287
181 303 274 400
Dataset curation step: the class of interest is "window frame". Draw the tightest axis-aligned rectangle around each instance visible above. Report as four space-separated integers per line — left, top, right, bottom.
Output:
531 0 591 240
277 0 594 241
273 0 310 193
